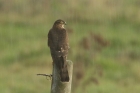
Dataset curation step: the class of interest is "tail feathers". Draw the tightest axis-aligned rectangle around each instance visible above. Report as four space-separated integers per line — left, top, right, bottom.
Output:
60 67 69 82
59 56 69 82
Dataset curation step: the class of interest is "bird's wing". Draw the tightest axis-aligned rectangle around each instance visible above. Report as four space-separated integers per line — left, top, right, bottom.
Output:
48 29 53 47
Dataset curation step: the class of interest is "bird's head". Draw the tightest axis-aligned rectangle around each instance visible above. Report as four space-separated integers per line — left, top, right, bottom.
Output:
53 19 66 29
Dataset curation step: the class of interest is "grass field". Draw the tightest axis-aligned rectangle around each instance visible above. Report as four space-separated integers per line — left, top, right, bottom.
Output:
0 0 140 93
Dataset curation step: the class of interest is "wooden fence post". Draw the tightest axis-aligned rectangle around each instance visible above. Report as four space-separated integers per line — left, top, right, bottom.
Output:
51 60 73 93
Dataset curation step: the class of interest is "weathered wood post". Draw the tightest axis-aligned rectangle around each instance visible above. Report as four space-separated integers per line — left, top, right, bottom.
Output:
51 60 73 93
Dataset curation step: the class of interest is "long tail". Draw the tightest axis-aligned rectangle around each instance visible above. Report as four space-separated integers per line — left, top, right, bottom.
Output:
60 56 69 82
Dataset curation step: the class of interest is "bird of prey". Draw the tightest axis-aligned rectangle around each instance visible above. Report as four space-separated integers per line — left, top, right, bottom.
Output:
48 19 70 82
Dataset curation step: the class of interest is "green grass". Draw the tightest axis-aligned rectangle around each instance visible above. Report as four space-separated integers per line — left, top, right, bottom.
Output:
0 0 140 93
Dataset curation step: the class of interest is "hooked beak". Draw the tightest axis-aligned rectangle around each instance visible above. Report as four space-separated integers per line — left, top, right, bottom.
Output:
64 22 67 25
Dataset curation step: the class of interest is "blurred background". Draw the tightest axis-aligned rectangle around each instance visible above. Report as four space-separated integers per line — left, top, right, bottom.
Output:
0 0 140 93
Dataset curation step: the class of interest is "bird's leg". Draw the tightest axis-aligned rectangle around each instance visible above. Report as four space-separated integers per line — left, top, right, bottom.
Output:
60 47 68 56
61 47 64 52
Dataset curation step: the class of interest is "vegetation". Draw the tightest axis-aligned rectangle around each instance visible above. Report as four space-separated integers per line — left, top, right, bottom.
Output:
0 0 140 93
